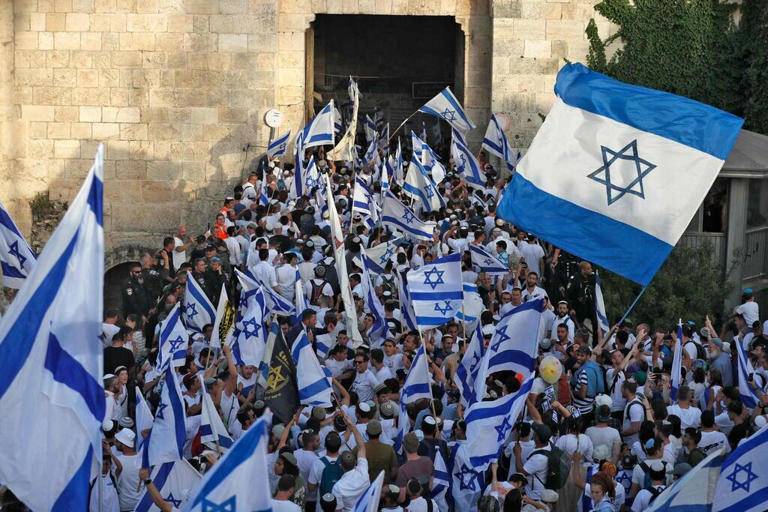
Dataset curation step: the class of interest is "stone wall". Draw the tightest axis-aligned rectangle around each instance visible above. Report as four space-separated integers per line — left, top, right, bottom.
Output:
1 0 611 262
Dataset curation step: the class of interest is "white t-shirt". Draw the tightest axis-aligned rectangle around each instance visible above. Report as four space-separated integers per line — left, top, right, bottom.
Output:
622 399 646 447
406 496 438 512
115 453 142 512
519 242 545 275
736 301 759 326
523 445 550 500
631 485 666 512
585 425 621 458
521 285 547 302
173 236 188 270
294 448 319 492
352 369 379 402
666 404 702 429
309 454 340 503
332 458 370 511
271 499 301 512
606 368 627 412
698 430 730 455
556 433 593 462
89 473 120 512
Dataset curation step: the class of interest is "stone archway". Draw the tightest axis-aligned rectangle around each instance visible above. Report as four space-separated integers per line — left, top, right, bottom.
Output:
104 244 154 315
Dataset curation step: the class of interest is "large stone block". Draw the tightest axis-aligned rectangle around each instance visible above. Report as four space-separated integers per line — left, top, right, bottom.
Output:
126 14 168 32
512 19 545 39
80 105 102 122
22 104 55 121
219 33 248 51
545 19 586 41
93 122 121 139
66 13 91 31
523 39 551 59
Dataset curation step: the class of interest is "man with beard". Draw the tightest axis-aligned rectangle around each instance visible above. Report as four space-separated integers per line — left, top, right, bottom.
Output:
121 262 150 318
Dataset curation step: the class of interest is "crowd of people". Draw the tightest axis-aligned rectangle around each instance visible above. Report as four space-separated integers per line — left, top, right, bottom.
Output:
92 138 768 512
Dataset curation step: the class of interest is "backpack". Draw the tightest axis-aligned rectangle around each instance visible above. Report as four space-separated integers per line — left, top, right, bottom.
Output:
648 485 665 504
624 398 647 424
531 445 569 490
685 340 706 361
309 279 329 306
639 461 666 490
319 456 344 496
573 361 605 398
380 274 397 298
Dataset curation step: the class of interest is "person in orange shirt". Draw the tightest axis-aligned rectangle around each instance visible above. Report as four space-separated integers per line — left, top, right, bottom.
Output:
213 212 228 240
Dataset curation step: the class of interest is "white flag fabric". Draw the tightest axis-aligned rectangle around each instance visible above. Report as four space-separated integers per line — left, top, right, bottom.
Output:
735 328 761 409
229 272 267 367
482 113 516 172
455 282 483 324
242 267 295 318
185 414 273 512
353 471 384 512
712 424 768 512
157 304 189 371
451 130 486 189
134 459 202 512
142 366 187 467
397 272 417 332
0 145 105 511
352 176 378 223
210 284 229 349
360 251 388 341
364 237 402 275
302 100 335 149
470 245 508 276
394 344 432 452
183 271 216 334
294 268 309 322
594 270 610 335
200 376 234 451
267 130 290 159
328 78 359 162
135 387 154 450
381 191 436 242
419 86 475 132
407 252 463 328
364 114 377 143
432 449 450 511
403 157 445 212
451 442 484 511
646 448 725 512
0 200 36 289
454 322 485 408
291 330 333 407
670 321 683 403
482 299 544 378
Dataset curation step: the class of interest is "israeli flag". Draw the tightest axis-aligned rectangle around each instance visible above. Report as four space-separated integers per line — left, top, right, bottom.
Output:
365 114 377 144
451 443 484 511
497 63 743 285
397 272 417 331
403 158 445 212
0 201 36 289
135 387 154 449
378 123 390 152
353 176 377 222
594 269 610 335
185 414 273 512
470 245 508 276
381 155 391 193
200 375 234 451
712 424 768 512
354 471 385 512
670 320 683 403
267 130 290 159
407 252 463 328
316 185 329 221
432 450 450 511
183 271 216 334
157 304 189 371
454 322 485 407
735 328 761 409
291 131 306 199
0 145 104 512
452 131 486 189
135 459 201 512
333 105 343 134
292 330 333 406
304 155 320 192
363 137 378 166
482 113 515 172
455 282 483 324
411 132 445 184
419 86 475 133
294 268 309 323
481 299 544 382
393 139 404 183
241 268 295 318
143 366 187 467
420 121 427 145
365 237 401 275
302 100 335 149
229 273 267 367
395 344 432 451
291 154 318 199
646 448 725 512
360 251 388 341
381 190 436 241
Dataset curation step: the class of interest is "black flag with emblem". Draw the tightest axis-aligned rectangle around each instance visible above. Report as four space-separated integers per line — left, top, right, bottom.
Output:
262 323 299 424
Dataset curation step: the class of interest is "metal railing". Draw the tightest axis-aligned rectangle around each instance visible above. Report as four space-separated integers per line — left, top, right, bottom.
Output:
744 226 768 280
680 232 727 269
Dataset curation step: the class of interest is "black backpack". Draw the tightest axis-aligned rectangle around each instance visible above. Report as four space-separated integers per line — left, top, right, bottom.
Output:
685 340 706 361
531 445 569 490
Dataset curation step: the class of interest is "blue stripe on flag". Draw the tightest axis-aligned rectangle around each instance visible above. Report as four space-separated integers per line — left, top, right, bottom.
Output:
440 89 474 128
415 316 457 326
554 63 743 161
410 291 463 300
89 176 104 225
488 350 536 374
45 333 106 421
187 278 216 322
134 462 174 512
1 262 25 278
382 215 433 239
298 377 330 400
402 383 431 398
166 370 187 457
51 445 93 512
497 171 672 285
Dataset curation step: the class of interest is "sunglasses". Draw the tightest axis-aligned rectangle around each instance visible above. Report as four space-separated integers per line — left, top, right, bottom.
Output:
355 360 365 365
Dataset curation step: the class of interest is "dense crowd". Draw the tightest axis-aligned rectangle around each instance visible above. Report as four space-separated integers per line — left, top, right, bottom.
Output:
92 141 768 512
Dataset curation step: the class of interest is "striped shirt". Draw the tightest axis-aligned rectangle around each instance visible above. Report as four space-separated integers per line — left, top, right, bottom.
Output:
571 371 595 414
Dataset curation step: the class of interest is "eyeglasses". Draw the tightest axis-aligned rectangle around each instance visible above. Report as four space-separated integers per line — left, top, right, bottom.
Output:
355 360 365 365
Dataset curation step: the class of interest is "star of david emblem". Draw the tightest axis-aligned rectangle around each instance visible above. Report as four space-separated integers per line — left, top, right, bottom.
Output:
202 496 236 512
8 240 26 270
306 174 318 189
422 266 445 290
457 463 481 491
380 246 394 265
483 257 494 266
587 139 656 206
490 325 511 352
434 300 453 315
458 154 467 172
726 462 758 493
184 302 198 319
425 184 435 199
441 108 457 122
165 493 183 508
238 294 248 309
155 402 167 420
615 470 632 490
168 335 185 354
402 209 416 225
495 416 512 442
241 318 261 338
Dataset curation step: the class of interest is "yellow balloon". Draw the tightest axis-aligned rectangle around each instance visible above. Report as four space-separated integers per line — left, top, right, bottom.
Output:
540 355 563 384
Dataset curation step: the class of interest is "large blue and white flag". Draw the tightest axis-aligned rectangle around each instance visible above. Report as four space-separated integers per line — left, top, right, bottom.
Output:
480 299 544 385
411 132 445 184
303 155 320 192
712 424 768 512
333 105 343 134
393 139 404 183
595 269 610 335
352 176 378 223
135 459 202 512
403 157 445 212
143 366 187 467
482 113 516 172
496 63 743 285
735 328 761 410
419 86 475 133
302 100 335 149
407 252 463 328
670 320 683 403
381 155 391 193
0 145 105 512
381 190 436 241
360 251 388 341
451 443 484 511
229 273 267 367
241 268 295 318
183 271 216 334
454 322 485 408
452 131 486 189
135 387 154 449
397 272 417 332
646 447 724 512
185 414 273 512
395 344 432 452
199 375 234 451
0 201 36 289
432 450 450 511
470 245 508 276
363 137 379 166
294 268 309 323
157 304 189 371
365 237 401 275
364 114 377 144
267 130 291 159
291 330 333 407
454 282 484 324
354 471 384 512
